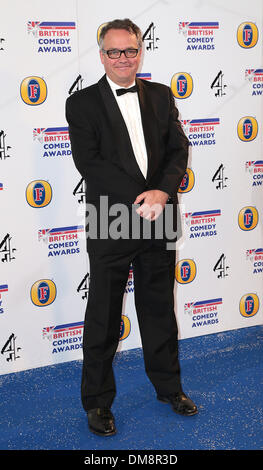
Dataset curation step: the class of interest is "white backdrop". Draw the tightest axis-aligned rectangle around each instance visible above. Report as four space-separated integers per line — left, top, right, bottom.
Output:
0 0 262 375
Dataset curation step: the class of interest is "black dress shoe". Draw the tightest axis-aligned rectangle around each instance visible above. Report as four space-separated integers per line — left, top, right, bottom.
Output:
157 392 198 416
87 407 116 436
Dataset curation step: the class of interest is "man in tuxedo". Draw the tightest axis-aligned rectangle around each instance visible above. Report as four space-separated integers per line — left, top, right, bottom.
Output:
66 18 197 436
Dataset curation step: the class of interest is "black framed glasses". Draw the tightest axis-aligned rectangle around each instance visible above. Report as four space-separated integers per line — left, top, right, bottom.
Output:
102 48 139 59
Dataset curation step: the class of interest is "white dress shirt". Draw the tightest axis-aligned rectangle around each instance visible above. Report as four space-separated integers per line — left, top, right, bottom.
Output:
106 76 148 179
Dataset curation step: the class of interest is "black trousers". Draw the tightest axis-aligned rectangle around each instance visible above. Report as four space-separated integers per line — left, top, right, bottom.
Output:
81 236 182 412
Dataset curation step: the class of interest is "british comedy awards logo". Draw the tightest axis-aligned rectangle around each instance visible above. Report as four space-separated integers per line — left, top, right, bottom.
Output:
179 21 219 50
33 127 71 158
184 297 222 329
183 209 221 239
38 225 84 257
42 315 130 355
245 160 263 187
125 265 134 294
245 69 263 96
0 284 8 314
42 321 84 355
27 21 76 53
181 118 220 146
136 72 152 81
246 248 263 275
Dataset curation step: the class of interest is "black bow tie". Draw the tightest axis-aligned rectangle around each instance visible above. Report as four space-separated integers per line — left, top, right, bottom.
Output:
116 85 138 96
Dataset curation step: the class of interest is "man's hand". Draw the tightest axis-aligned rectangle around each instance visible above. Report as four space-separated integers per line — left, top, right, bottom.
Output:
133 190 169 221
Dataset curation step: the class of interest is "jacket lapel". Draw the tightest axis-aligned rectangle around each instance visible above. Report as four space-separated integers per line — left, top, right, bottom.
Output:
136 78 160 183
98 75 146 186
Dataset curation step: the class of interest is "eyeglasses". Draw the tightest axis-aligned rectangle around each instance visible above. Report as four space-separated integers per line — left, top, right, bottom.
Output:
102 48 139 59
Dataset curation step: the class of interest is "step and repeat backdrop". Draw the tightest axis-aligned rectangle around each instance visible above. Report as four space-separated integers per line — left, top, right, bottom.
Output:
0 0 262 374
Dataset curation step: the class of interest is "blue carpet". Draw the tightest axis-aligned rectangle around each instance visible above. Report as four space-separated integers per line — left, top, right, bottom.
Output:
0 325 262 451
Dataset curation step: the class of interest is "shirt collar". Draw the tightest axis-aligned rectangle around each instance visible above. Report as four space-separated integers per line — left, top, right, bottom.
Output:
106 75 136 96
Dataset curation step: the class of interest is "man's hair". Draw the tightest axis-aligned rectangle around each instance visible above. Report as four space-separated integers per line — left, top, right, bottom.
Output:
99 18 142 49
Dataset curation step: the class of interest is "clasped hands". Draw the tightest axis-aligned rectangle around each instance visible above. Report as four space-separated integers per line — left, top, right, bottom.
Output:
134 189 169 221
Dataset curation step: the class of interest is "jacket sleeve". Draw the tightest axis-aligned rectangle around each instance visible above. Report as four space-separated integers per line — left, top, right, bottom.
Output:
66 94 115 182
155 88 189 197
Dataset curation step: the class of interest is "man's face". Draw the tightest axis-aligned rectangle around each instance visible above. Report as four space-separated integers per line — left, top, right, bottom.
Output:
100 29 142 87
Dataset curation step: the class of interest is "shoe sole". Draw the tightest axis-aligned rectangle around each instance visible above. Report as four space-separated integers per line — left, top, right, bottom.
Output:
89 426 117 437
157 396 198 416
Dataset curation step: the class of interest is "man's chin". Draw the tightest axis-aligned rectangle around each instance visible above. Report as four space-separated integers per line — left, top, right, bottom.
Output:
115 71 132 78
114 76 135 86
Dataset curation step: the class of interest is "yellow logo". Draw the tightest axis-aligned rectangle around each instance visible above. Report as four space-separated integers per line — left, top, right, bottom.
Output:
120 315 131 341
238 206 258 231
171 73 193 99
237 22 258 48
31 279 57 307
26 180 52 208
239 294 259 317
20 76 47 105
175 259 196 284
97 23 108 45
178 168 195 193
237 116 258 142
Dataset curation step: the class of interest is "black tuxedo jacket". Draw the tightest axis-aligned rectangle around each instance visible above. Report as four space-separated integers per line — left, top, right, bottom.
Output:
66 74 189 238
